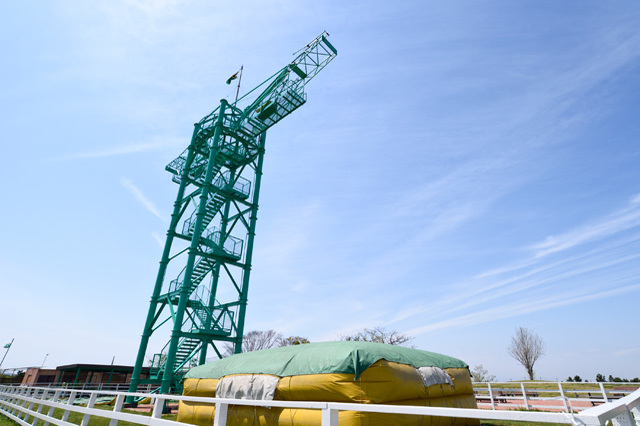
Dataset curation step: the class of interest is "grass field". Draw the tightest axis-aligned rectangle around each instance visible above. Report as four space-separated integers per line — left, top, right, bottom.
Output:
1 414 15 426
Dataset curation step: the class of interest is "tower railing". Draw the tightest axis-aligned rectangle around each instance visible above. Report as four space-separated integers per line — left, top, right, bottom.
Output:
201 227 244 259
212 172 251 199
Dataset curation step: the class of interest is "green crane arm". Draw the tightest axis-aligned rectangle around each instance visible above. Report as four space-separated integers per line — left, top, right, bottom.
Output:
200 31 337 133
239 32 337 123
167 32 337 177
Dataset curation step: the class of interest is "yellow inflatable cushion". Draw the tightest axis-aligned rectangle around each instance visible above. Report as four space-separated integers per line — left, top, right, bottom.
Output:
178 363 477 426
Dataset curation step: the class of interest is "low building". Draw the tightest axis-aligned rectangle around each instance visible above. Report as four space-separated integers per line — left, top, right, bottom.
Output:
22 368 56 385
18 364 151 386
54 364 151 385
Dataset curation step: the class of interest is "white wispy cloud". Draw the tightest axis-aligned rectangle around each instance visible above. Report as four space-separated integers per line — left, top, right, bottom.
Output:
151 232 165 248
532 194 640 258
51 138 183 161
396 194 640 337
431 231 640 319
612 347 640 358
407 282 640 336
120 177 166 223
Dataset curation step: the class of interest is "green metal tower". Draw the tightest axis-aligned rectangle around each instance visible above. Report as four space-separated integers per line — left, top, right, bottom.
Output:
128 33 337 395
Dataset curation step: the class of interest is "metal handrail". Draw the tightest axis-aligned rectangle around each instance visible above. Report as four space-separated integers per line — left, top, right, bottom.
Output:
201 227 243 258
212 171 251 198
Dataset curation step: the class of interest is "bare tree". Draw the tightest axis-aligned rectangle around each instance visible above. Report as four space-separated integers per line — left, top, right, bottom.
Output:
224 330 283 356
507 327 546 380
278 336 310 346
470 364 496 382
224 331 310 356
339 327 413 346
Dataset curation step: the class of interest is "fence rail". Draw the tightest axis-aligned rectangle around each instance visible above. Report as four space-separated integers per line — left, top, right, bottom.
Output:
1 384 639 426
473 381 639 412
0 383 159 392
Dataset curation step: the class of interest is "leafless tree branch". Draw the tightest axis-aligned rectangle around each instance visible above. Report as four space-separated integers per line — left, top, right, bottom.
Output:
339 326 413 346
507 327 546 380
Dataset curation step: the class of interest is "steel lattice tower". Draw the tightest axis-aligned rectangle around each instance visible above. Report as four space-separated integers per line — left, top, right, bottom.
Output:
128 33 337 395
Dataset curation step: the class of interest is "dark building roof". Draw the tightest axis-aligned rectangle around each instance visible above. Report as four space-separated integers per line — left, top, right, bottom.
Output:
56 364 150 373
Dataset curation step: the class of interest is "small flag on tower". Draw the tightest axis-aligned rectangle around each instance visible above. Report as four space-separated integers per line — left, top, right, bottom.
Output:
226 69 241 85
3 343 11 349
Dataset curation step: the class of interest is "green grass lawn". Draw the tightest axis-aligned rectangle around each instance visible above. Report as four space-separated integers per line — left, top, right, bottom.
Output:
1 414 15 426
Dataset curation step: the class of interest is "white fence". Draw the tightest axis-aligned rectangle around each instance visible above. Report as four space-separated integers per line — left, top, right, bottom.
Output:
474 381 639 412
1 384 639 426
0 383 158 392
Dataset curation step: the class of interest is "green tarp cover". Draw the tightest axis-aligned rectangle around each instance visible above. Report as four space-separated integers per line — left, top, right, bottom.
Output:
185 341 468 380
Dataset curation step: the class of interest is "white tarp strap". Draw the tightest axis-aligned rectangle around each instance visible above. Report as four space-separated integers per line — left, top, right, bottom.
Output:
417 366 453 388
216 374 280 400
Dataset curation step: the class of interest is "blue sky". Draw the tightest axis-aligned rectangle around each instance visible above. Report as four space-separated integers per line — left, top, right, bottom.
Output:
1 1 639 382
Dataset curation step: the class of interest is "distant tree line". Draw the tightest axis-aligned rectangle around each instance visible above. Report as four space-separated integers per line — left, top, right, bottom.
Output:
567 374 640 383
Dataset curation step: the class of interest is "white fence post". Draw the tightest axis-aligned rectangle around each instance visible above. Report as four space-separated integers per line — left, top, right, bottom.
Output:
322 405 339 425
10 387 21 415
557 382 568 412
33 388 49 425
0 386 9 412
152 397 164 419
487 383 495 410
4 387 11 409
44 389 61 426
24 388 37 423
81 392 98 426
599 382 609 403
520 382 530 410
62 390 77 422
213 402 228 426
109 394 125 426
14 387 29 416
